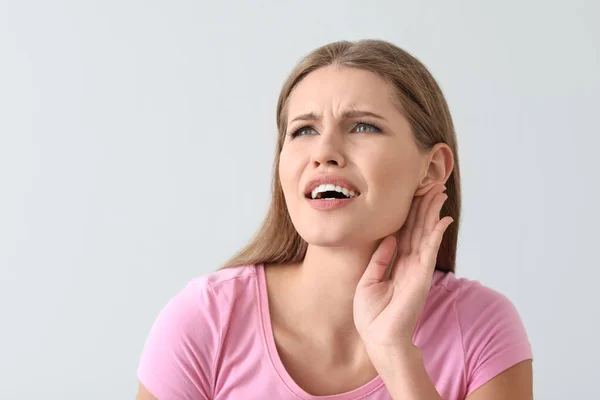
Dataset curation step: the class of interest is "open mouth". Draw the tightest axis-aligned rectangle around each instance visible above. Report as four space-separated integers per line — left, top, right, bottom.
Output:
306 184 360 200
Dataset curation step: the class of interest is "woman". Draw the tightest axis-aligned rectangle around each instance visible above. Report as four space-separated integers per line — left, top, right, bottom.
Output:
136 39 533 400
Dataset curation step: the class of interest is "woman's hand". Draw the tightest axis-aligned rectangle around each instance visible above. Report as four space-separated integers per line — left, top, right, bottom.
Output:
353 183 453 352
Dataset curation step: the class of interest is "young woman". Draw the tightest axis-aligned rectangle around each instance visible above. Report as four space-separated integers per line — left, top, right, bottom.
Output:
136 39 533 400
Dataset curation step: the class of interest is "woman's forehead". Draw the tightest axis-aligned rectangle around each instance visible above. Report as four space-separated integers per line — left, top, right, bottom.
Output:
286 66 397 122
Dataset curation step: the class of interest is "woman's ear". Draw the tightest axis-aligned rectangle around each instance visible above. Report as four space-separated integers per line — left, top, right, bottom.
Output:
414 143 454 197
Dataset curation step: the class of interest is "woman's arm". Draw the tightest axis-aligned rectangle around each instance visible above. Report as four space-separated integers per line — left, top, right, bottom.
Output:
368 345 443 400
465 360 533 400
136 277 220 400
136 382 158 400
372 347 532 400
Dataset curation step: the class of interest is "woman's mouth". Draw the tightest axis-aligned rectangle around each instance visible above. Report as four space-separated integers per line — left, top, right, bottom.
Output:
304 183 361 211
307 184 360 200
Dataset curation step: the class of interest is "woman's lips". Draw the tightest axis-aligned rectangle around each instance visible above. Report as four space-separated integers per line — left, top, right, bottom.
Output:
306 196 357 211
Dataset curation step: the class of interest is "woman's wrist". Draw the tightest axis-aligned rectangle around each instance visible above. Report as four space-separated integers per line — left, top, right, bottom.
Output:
367 344 442 400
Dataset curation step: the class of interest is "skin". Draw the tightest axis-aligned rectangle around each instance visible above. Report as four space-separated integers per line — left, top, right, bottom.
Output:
136 65 533 399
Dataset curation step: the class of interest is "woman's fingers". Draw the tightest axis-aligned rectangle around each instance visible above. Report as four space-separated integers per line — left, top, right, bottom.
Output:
410 184 446 252
421 216 454 270
424 192 448 235
397 195 421 255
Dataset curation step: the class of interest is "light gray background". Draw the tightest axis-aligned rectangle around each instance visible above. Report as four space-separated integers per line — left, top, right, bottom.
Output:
1 0 598 399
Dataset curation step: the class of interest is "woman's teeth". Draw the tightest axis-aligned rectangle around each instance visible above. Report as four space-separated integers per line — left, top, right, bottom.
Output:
311 184 358 200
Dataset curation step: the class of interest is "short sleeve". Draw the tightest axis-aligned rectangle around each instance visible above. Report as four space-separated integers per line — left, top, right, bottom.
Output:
137 277 221 400
456 281 533 395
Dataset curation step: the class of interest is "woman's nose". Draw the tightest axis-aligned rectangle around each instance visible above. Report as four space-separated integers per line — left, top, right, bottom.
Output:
310 131 346 168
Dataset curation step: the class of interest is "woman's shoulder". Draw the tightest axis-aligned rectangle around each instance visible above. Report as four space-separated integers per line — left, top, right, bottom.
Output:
137 264 264 399
429 270 520 317
156 262 263 318
427 270 528 335
424 270 531 355
422 270 533 396
170 262 256 290
196 263 260 291
148 264 262 333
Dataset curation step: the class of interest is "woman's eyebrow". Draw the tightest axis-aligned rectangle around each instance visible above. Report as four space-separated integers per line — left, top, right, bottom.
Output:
289 110 387 124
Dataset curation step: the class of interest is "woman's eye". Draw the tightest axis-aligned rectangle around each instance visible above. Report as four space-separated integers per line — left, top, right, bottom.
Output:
290 122 380 138
353 123 381 133
291 127 317 137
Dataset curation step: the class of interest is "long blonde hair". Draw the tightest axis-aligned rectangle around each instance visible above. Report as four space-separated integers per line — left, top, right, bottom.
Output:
221 39 461 273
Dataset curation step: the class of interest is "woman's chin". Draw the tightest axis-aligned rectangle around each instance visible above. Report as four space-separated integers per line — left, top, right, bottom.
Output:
299 230 368 248
297 223 400 249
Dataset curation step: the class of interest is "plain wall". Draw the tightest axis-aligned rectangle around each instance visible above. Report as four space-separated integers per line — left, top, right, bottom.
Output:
1 0 598 398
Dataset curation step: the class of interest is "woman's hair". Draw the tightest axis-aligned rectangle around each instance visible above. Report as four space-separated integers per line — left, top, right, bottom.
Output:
220 39 461 273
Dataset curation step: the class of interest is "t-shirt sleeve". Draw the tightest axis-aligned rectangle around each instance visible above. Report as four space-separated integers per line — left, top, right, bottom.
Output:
456 281 533 396
137 277 221 400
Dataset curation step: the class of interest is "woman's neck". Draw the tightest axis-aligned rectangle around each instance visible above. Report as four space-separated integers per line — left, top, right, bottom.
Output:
268 240 383 349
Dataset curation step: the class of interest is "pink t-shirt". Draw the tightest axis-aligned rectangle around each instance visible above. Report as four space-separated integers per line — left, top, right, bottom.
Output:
137 264 532 400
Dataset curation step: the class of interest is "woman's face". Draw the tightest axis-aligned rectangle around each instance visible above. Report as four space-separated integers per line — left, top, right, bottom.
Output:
279 66 431 247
